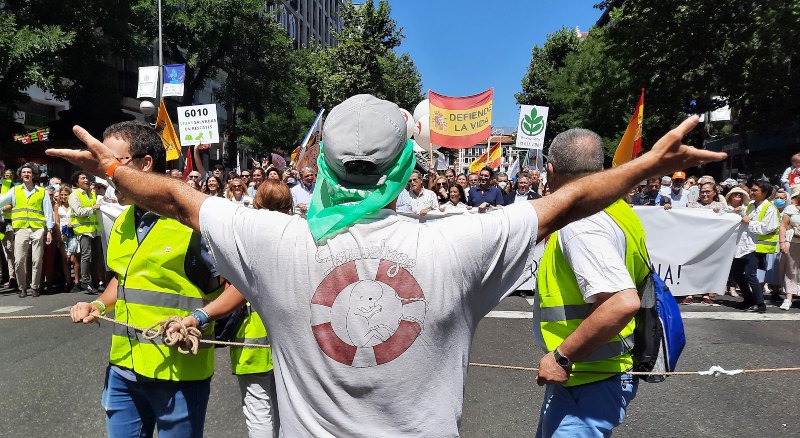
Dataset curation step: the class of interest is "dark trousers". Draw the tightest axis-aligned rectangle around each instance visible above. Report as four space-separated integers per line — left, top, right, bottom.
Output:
79 234 101 287
732 252 765 306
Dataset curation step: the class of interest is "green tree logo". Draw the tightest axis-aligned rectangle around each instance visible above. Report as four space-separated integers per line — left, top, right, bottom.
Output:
520 106 545 136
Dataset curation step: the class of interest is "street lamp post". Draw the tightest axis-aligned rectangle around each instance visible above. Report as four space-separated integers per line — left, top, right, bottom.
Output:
140 0 163 121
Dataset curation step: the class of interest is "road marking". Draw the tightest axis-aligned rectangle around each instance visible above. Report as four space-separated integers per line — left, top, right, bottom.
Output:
681 311 800 321
52 307 73 313
0 306 32 314
526 298 535 306
486 311 532 319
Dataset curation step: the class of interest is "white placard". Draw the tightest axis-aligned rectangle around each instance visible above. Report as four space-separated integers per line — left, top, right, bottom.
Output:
176 104 220 145
515 105 549 150
136 66 159 98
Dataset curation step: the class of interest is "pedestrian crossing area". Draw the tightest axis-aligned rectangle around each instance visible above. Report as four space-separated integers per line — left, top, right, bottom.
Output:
0 306 32 314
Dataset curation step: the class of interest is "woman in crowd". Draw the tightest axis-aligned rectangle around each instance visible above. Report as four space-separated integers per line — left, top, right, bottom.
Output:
779 186 800 310
44 185 72 291
684 175 698 190
683 182 727 304
266 168 281 181
763 188 789 301
226 178 253 207
725 186 750 216
204 175 224 197
57 185 81 289
439 184 469 213
433 176 449 205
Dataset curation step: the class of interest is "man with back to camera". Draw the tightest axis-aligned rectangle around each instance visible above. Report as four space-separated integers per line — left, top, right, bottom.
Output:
50 94 724 437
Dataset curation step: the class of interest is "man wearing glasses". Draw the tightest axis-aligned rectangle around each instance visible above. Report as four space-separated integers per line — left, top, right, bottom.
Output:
406 169 438 216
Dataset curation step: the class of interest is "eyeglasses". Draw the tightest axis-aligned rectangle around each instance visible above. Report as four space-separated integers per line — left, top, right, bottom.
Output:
241 174 250 177
187 175 200 179
700 190 714 194
436 183 447 186
231 185 243 190
115 154 145 165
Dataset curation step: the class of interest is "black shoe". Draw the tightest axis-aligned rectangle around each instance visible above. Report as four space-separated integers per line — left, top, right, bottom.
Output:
70 284 83 293
746 304 767 313
8 278 18 291
734 302 752 310
83 284 98 294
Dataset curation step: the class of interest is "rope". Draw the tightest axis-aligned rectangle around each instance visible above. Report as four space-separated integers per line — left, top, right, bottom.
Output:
1 313 799 376
0 313 271 353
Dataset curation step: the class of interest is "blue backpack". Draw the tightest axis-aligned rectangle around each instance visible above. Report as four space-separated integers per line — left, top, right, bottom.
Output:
630 267 686 382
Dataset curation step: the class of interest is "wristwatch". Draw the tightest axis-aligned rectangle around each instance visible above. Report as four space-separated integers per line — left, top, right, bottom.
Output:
553 347 573 373
190 308 211 331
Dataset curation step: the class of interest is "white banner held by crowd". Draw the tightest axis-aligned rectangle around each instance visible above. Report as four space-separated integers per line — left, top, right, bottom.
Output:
136 66 159 99
515 105 549 150
177 104 220 146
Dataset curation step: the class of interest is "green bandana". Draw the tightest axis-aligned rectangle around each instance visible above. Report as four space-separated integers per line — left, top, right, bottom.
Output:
307 140 416 243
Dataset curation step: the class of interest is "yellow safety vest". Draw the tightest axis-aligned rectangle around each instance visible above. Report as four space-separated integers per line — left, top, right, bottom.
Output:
10 185 47 230
745 201 779 254
536 199 650 387
70 189 99 235
229 303 273 375
107 206 222 381
1 179 11 220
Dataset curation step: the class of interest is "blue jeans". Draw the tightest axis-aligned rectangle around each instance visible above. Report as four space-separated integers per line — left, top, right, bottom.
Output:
101 367 211 438
536 374 638 438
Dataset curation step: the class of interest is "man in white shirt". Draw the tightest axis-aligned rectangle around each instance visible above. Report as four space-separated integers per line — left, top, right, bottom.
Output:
658 171 689 208
290 166 315 215
406 169 438 215
49 94 724 437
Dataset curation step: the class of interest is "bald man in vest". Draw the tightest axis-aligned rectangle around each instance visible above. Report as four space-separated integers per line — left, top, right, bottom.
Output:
0 162 54 297
68 121 222 438
51 96 724 437
534 128 649 437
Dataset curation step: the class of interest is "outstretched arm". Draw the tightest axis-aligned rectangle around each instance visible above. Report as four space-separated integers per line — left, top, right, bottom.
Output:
46 126 208 232
531 116 726 242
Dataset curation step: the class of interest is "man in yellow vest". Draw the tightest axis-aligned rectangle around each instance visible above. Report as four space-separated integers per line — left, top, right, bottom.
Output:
68 121 223 437
0 162 54 297
733 180 779 313
50 97 726 436
0 161 18 289
68 170 101 293
534 129 646 437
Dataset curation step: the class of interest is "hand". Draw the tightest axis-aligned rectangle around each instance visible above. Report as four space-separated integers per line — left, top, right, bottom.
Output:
70 302 101 324
536 352 569 386
663 203 672 210
478 202 489 213
298 203 309 214
419 208 430 216
167 315 200 335
742 215 751 224
781 242 791 255
643 116 728 176
439 206 445 212
92 203 101 209
45 231 52 245
45 126 118 178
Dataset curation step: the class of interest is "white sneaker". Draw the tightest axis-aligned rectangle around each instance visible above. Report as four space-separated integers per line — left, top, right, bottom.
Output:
780 300 791 311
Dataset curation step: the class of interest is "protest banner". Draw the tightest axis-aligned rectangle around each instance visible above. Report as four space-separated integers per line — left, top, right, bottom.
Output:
162 64 186 97
429 89 493 148
137 66 159 99
398 206 743 296
176 104 220 146
515 105 549 150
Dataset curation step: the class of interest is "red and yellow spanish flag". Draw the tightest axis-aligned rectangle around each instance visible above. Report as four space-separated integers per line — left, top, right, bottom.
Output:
290 146 301 163
156 99 181 161
429 88 493 148
612 89 644 167
469 142 502 173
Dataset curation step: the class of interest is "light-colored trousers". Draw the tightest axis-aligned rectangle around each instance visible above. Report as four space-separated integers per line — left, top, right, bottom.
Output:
14 227 45 291
1 223 14 279
237 372 279 438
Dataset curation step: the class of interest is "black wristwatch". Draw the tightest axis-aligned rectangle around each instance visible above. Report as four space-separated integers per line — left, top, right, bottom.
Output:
553 347 573 373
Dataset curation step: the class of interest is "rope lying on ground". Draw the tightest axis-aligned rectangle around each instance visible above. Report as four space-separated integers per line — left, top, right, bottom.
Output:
0 313 270 352
2 313 799 376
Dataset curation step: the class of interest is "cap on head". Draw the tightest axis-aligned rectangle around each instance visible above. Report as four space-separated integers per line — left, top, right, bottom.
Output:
672 171 686 180
322 94 408 186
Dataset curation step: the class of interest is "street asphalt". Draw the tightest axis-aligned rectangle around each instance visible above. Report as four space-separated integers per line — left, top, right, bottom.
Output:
0 286 798 437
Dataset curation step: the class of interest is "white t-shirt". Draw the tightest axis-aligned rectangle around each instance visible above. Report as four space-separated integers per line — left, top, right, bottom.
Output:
200 197 538 437
556 211 636 303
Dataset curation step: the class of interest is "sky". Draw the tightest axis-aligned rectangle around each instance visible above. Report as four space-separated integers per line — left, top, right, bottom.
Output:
389 0 603 129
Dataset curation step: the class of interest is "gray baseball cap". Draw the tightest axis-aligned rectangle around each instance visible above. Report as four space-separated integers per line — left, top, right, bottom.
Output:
322 94 408 186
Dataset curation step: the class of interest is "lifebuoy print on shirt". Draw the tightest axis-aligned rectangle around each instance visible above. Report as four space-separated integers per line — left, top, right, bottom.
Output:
310 258 427 367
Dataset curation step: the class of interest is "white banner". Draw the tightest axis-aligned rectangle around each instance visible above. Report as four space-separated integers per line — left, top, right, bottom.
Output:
136 66 159 99
398 206 744 296
177 104 220 145
633 206 742 296
515 105 549 150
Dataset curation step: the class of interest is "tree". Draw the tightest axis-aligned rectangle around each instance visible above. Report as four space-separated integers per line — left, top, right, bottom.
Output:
310 0 423 111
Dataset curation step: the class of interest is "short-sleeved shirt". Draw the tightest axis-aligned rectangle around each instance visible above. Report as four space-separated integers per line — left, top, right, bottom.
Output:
199 197 538 436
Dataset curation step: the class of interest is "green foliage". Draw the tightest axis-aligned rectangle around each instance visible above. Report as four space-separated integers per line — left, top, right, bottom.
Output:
310 0 423 111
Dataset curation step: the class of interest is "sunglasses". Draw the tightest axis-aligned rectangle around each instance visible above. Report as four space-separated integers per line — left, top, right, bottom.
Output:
436 183 447 186
187 175 200 179
231 185 243 189
241 174 250 177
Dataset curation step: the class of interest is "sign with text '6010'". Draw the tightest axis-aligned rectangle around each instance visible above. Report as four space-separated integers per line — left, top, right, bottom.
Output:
177 104 219 146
